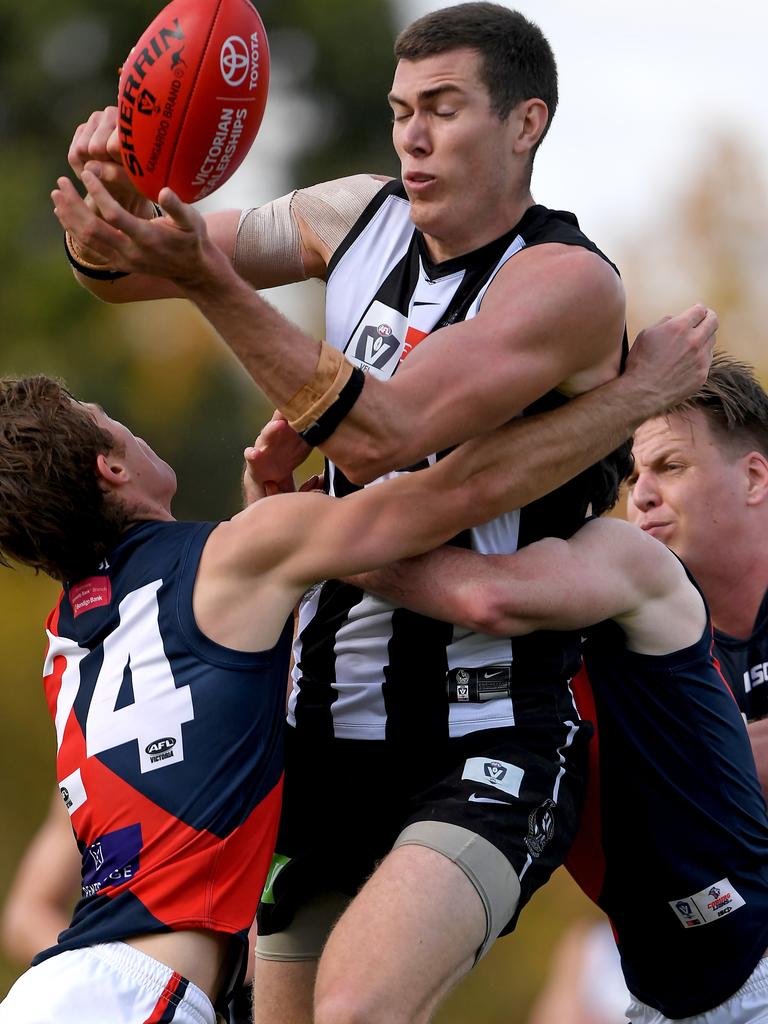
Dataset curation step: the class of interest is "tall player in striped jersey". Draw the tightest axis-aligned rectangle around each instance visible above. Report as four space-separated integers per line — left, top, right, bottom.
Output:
52 3 716 1021
0 353 713 1023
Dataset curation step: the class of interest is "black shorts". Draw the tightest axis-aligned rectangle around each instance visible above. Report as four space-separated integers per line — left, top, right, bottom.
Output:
257 678 591 943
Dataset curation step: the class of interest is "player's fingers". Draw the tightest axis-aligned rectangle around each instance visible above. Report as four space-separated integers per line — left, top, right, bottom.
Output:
68 123 91 176
683 303 708 328
51 176 112 241
156 188 197 231
87 107 119 159
299 474 322 493
80 169 149 240
106 126 122 163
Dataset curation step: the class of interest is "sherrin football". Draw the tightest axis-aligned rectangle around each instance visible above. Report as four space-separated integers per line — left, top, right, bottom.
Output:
117 0 269 202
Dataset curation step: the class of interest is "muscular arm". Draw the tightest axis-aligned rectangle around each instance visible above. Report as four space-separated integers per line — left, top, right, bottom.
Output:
349 519 705 656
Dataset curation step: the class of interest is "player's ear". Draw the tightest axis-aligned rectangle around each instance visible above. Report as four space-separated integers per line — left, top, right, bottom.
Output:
511 98 549 156
744 451 768 507
96 451 130 488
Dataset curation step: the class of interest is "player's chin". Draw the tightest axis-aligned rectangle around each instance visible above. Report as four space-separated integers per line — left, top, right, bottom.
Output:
407 196 442 233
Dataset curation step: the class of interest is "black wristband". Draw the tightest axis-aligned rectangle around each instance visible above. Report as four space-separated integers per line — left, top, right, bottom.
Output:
63 233 129 281
299 366 366 447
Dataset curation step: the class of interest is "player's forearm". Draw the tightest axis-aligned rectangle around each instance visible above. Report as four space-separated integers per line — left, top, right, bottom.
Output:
179 243 408 476
1 901 70 963
181 243 324 401
347 551 514 635
436 366 695 522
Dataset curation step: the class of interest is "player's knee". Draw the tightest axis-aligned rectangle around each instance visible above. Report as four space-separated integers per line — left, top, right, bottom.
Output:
315 984 406 1024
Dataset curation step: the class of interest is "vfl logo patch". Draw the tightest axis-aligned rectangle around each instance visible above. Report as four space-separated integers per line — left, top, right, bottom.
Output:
461 756 524 797
669 877 746 928
345 301 407 379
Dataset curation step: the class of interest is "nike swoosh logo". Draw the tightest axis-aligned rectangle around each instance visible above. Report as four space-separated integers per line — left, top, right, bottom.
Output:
412 300 440 306
483 670 506 680
468 793 509 805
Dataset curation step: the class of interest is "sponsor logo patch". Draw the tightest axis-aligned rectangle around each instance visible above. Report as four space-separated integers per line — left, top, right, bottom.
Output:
70 576 112 618
59 768 87 816
145 736 177 764
461 756 524 798
669 877 746 928
81 823 142 898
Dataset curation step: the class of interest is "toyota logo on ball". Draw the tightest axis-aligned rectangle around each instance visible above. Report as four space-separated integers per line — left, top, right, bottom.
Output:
220 36 250 86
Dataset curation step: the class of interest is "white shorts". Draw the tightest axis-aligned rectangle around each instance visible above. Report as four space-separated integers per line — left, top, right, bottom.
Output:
0 941 216 1024
626 956 768 1024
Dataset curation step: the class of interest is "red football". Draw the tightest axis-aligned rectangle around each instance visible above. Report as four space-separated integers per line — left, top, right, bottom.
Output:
117 0 269 202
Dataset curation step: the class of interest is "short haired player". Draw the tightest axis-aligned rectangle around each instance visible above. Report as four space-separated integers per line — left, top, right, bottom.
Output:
628 354 768 775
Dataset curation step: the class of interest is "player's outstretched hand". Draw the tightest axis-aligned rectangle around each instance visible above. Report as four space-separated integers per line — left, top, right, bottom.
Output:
243 415 312 503
625 304 718 411
52 170 214 287
68 107 153 220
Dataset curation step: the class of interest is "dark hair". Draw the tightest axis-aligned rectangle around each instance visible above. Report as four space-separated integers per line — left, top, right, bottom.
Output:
586 438 634 516
0 375 129 582
667 353 768 459
395 2 558 150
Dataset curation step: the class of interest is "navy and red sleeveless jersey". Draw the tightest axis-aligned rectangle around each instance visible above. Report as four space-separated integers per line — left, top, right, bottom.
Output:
33 520 292 964
568 617 768 1018
714 586 768 721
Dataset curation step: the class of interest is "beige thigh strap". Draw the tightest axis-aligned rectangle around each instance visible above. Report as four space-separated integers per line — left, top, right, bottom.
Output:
255 889 350 962
394 821 521 962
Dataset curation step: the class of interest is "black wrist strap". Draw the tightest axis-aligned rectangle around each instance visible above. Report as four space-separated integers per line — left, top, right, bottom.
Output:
63 233 129 281
299 366 366 447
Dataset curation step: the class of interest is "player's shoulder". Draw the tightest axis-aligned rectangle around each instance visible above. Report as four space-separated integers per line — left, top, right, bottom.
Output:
577 516 667 558
580 517 692 601
202 490 330 578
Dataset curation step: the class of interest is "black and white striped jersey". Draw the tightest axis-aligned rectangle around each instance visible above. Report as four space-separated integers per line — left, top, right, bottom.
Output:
289 180 626 743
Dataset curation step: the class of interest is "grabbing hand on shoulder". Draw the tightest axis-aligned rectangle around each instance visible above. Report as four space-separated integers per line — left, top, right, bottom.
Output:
624 304 718 411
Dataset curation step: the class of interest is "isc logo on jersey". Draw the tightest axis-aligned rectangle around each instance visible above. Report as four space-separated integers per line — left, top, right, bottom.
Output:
743 661 768 693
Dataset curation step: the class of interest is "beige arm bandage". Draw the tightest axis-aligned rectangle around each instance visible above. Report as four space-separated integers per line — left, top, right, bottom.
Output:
281 340 356 433
233 174 387 285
